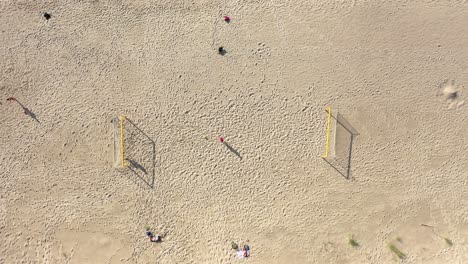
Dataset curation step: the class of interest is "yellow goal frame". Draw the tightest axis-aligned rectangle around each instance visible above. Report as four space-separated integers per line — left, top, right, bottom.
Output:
119 115 126 168
112 115 127 169
321 107 332 158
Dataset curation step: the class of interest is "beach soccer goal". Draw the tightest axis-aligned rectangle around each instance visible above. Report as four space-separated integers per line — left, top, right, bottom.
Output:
321 107 359 179
111 116 156 187
111 115 127 169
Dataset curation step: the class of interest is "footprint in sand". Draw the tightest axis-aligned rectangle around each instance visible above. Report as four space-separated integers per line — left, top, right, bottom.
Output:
437 80 464 109
252 42 271 58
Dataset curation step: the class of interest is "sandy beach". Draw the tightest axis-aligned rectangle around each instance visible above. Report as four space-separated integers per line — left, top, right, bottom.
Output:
1 0 467 263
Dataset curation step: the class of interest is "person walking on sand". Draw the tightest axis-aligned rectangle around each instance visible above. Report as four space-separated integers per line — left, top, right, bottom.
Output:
7 97 30 115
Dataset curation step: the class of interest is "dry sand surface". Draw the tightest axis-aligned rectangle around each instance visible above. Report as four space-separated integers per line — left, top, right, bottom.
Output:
1 0 468 263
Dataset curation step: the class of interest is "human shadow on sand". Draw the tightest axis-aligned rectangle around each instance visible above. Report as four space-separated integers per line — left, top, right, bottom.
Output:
222 141 242 159
7 97 40 123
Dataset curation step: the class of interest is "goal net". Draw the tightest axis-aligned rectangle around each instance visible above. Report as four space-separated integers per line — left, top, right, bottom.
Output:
111 115 126 169
111 116 155 187
321 108 358 179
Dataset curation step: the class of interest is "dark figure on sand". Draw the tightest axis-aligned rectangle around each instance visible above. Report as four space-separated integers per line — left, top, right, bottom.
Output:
218 47 226 55
145 227 162 242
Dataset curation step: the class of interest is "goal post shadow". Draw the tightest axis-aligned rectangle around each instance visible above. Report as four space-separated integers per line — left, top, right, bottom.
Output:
112 116 156 189
321 108 359 180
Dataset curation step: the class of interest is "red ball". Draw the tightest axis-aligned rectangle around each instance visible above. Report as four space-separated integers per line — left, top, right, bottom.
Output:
219 137 224 143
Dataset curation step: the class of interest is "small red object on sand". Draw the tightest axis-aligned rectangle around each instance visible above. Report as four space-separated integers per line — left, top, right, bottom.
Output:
224 16 230 22
6 97 17 101
219 137 224 143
